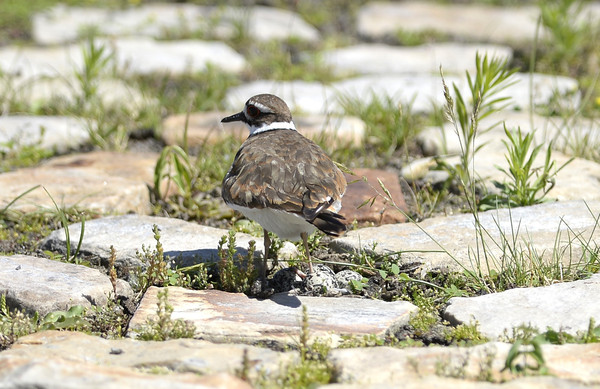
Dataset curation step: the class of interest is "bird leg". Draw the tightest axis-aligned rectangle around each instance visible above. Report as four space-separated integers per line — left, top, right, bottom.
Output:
301 232 313 273
262 228 270 283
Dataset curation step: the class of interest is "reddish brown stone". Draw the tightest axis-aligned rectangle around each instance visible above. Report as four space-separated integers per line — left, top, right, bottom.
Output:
340 168 407 225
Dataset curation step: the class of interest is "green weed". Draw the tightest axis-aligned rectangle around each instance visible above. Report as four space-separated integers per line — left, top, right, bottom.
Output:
43 186 85 264
0 135 55 173
0 294 89 350
440 53 517 209
261 305 334 388
216 230 257 293
503 329 548 376
135 64 236 115
339 94 422 163
134 224 194 294
481 125 573 208
245 39 338 82
135 288 196 341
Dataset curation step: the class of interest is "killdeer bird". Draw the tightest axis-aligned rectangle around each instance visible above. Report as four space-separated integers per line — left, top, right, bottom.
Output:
221 94 347 281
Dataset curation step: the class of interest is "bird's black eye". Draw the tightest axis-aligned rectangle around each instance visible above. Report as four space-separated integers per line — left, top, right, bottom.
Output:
246 105 260 118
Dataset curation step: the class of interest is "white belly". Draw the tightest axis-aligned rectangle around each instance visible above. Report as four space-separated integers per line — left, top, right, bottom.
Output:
229 204 316 241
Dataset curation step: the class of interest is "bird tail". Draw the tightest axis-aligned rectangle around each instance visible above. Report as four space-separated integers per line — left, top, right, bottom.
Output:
311 211 346 237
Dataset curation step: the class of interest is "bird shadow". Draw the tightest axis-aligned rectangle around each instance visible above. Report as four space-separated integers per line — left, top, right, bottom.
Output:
267 292 302 308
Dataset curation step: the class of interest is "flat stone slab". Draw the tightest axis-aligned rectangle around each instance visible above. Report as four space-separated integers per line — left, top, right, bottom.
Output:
0 330 290 385
33 4 319 45
357 2 534 44
322 43 512 75
21 77 157 114
0 255 132 317
107 37 245 75
42 215 264 271
444 273 600 339
328 341 600 386
162 111 365 148
0 37 245 81
128 287 417 346
331 200 600 275
0 116 89 153
0 154 154 215
225 71 578 116
333 72 579 114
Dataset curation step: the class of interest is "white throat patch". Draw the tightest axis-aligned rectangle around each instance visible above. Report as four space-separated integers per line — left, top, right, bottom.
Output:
249 121 297 135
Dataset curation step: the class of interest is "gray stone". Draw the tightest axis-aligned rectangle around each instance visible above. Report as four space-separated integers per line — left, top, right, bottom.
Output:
331 200 600 275
0 116 89 153
215 5 320 43
357 2 540 44
0 44 82 80
0 330 290 386
21 77 158 114
0 37 244 83
42 215 264 271
444 273 600 339
128 286 418 346
0 359 249 389
227 71 579 117
502 73 580 112
107 37 245 75
32 4 319 45
327 341 600 387
331 74 463 114
357 1 600 45
334 270 362 289
321 377 590 389
322 43 512 76
0 255 132 317
305 264 337 294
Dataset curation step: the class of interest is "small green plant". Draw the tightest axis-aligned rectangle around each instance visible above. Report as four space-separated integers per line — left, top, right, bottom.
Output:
0 133 55 172
0 294 38 350
407 298 439 338
154 144 197 203
440 53 517 208
267 305 334 388
135 64 236 115
503 333 548 375
43 186 85 264
217 230 256 293
339 94 420 161
0 185 40 226
446 322 487 346
38 304 89 331
245 40 337 82
153 133 239 221
75 37 114 104
0 294 90 350
135 288 196 341
135 224 189 294
538 0 593 77
482 125 573 208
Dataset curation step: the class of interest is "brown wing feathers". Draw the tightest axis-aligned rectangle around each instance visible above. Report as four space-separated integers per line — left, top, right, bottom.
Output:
223 129 346 236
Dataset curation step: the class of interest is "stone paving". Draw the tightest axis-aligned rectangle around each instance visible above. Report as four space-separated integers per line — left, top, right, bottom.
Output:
1 2 600 388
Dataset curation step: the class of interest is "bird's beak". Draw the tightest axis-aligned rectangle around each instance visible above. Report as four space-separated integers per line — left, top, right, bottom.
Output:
221 111 245 123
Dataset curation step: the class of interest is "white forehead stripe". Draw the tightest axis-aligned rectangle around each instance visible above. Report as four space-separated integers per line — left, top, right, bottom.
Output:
247 100 273 114
249 121 296 135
